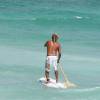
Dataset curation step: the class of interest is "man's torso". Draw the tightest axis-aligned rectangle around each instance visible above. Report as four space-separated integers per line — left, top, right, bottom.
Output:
46 40 60 56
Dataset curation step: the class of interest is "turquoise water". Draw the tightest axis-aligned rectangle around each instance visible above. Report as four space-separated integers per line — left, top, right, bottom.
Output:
0 0 100 100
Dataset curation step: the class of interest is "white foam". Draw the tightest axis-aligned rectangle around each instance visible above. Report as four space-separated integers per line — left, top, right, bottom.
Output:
74 16 83 19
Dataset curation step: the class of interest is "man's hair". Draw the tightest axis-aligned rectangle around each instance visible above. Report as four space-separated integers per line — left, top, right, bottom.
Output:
52 33 59 39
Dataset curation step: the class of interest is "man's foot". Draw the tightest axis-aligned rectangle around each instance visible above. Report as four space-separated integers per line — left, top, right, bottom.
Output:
45 78 50 84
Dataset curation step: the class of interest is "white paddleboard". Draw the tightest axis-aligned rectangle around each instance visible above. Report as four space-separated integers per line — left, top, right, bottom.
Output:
39 77 67 89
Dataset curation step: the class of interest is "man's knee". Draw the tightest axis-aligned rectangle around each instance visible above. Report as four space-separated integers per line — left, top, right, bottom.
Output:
45 68 50 72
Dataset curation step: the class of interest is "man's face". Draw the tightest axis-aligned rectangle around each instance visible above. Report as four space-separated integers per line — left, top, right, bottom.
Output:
52 36 58 42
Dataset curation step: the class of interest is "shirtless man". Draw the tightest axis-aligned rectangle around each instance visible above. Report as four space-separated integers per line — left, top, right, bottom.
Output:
44 33 61 83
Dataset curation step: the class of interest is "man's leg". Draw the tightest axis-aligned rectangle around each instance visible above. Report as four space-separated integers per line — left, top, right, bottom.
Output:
45 63 50 82
55 70 58 83
53 57 58 83
45 71 49 82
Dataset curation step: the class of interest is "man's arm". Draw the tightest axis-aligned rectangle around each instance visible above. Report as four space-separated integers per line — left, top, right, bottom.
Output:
57 44 61 63
44 41 48 47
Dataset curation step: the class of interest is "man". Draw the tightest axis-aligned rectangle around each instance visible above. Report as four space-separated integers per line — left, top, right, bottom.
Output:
44 33 61 83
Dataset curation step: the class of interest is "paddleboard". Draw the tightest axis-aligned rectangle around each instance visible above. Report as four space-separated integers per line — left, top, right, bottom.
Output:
39 77 67 89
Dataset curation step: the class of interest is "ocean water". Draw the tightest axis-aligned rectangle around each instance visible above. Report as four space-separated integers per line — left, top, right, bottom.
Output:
0 0 100 100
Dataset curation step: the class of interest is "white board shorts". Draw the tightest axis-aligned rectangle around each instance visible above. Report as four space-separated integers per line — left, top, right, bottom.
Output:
45 56 58 71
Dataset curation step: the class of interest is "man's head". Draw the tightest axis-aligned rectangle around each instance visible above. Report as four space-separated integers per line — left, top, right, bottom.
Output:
52 33 59 42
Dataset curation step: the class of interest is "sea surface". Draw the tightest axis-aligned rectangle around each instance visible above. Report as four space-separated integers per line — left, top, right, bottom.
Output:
0 0 100 100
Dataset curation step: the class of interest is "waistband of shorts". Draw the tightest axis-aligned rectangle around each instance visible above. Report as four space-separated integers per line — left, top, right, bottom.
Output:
47 56 57 57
